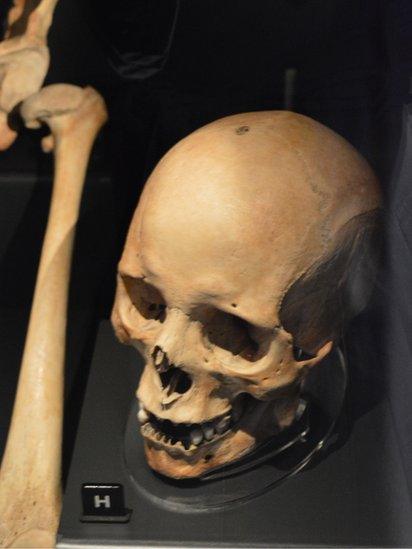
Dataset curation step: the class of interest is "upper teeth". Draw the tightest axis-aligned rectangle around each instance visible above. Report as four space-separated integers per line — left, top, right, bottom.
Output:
138 408 149 424
190 428 203 445
202 423 215 440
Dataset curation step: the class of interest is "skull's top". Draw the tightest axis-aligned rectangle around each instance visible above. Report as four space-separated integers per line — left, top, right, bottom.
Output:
112 111 381 479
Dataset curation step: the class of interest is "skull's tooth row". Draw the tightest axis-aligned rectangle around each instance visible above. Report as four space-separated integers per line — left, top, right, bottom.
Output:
141 423 189 450
138 405 236 448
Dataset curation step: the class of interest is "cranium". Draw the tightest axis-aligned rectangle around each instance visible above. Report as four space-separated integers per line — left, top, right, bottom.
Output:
112 111 381 479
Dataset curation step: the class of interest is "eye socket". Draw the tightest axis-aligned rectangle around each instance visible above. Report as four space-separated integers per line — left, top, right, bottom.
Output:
195 307 260 362
122 275 166 322
293 345 316 362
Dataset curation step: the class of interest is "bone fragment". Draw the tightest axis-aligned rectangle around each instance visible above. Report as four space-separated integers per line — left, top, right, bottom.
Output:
0 0 59 150
0 84 107 548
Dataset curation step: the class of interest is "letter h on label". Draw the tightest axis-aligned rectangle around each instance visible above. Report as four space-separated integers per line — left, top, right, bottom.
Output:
94 494 111 508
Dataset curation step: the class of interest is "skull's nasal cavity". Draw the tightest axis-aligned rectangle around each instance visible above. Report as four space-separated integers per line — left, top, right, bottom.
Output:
152 345 192 396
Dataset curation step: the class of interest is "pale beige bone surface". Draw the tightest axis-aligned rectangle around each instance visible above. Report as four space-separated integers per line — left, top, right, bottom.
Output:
112 110 381 479
0 0 59 150
5 0 59 40
0 84 107 548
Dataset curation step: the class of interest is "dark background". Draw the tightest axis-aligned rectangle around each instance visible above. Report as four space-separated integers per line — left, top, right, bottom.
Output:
1 0 412 503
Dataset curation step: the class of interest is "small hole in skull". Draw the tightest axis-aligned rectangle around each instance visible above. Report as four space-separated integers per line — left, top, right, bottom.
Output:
204 454 213 462
235 125 250 135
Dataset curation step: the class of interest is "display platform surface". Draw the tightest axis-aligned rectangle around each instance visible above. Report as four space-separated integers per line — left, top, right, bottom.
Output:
58 322 412 548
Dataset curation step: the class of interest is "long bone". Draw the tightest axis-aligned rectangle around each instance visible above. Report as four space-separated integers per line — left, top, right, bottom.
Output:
0 84 107 548
0 0 59 150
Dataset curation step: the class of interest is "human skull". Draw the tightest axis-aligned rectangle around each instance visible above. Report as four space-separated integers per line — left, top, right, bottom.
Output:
112 111 381 479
